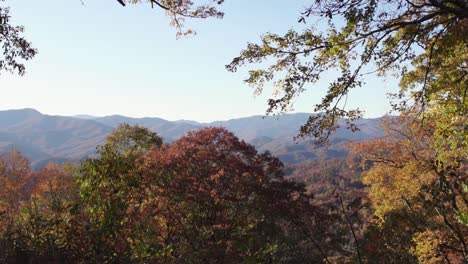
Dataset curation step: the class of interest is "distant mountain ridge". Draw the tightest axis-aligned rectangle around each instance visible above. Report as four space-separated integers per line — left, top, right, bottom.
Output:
0 109 111 168
0 109 385 168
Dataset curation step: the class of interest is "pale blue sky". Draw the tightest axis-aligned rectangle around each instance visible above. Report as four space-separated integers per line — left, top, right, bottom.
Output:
1 0 398 122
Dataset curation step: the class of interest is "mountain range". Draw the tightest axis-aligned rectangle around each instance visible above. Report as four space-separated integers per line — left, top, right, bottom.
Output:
0 109 385 168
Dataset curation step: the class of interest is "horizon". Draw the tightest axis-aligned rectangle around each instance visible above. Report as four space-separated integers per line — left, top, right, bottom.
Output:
0 107 388 123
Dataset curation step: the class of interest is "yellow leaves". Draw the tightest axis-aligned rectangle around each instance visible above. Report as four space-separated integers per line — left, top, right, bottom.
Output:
261 44 275 54
399 18 468 113
362 165 400 220
353 111 467 260
352 115 440 222
412 230 445 264
362 161 436 221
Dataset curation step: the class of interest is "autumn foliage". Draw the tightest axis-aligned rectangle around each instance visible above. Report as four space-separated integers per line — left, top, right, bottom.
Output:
0 118 466 263
0 126 334 263
351 114 467 263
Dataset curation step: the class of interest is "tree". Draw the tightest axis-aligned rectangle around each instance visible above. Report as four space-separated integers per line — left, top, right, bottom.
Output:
73 125 339 262
0 0 37 75
351 113 467 262
226 0 467 142
0 150 82 262
132 127 333 263
17 163 78 263
287 158 372 263
105 123 163 155
0 149 34 262
77 123 163 262
0 149 34 238
121 0 224 36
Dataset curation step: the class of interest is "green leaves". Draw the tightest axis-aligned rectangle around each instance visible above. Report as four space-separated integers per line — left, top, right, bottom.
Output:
76 124 163 262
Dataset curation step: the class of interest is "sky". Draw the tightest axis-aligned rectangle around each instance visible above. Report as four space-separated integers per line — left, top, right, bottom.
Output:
1 0 399 122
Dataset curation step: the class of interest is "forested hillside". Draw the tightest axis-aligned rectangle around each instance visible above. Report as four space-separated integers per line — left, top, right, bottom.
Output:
0 109 111 168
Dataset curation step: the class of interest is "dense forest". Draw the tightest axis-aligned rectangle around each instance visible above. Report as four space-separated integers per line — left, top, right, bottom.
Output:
1 0 466 263
0 112 466 263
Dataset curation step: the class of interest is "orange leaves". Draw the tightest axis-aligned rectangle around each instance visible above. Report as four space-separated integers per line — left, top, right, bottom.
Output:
350 116 440 220
0 150 77 261
0 149 33 224
33 162 77 213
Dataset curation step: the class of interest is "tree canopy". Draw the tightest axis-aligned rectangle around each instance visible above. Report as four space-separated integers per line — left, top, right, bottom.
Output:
0 126 347 263
227 0 467 142
351 112 467 262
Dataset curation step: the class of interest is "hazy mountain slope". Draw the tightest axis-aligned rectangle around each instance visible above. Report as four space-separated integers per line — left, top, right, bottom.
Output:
88 113 385 165
95 115 202 142
0 109 112 168
207 114 383 164
0 109 386 168
208 114 382 142
208 114 313 141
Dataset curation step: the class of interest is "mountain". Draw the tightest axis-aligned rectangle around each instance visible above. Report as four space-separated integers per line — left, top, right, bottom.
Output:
103 115 384 163
72 114 98 120
94 115 201 142
236 117 383 164
210 114 310 141
209 113 382 141
0 109 111 168
0 109 385 168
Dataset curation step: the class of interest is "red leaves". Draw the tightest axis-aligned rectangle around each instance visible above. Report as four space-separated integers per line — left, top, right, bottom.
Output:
126 127 319 261
141 127 284 205
0 127 326 262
